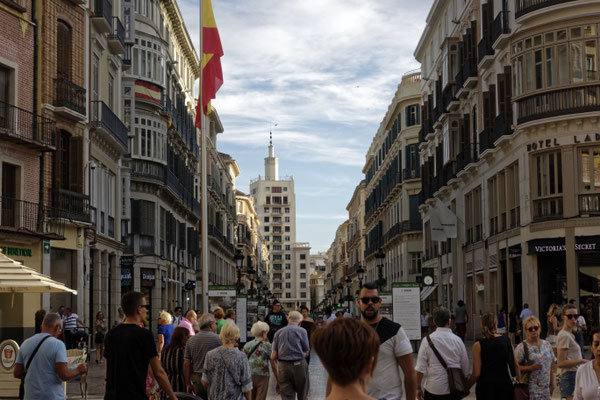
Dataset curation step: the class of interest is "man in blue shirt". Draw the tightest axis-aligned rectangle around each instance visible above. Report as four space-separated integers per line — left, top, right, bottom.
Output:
270 310 310 400
14 313 87 399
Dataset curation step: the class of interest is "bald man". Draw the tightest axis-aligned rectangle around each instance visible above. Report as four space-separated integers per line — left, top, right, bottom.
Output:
179 310 197 336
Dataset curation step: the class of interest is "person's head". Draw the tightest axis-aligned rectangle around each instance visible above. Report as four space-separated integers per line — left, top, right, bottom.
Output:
117 307 124 316
220 322 240 345
272 300 281 313
591 328 600 360
325 306 332 316
58 305 65 315
42 313 62 337
523 303 529 309
335 311 344 318
198 313 217 331
569 299 576 306
96 311 104 320
312 318 380 388
121 291 148 321
480 312 497 339
251 321 270 340
357 282 381 322
433 307 451 328
288 310 303 325
159 310 172 325
185 310 197 323
301 306 309 318
35 309 46 321
166 327 190 351
457 300 465 307
65 307 72 316
523 316 541 341
225 309 235 320
562 304 579 331
499 306 506 313
213 307 225 320
547 303 558 317
174 306 182 316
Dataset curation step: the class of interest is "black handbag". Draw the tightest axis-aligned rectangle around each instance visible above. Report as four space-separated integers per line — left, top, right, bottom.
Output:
426 335 470 399
19 335 51 399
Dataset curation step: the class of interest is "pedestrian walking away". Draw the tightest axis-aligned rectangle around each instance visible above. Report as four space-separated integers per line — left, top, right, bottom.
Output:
497 307 508 335
314 317 380 400
201 322 253 400
415 307 470 400
214 307 226 334
357 282 417 400
113 307 125 329
468 312 520 400
420 309 431 338
324 306 336 325
546 304 559 355
157 310 175 357
509 306 519 345
271 310 310 400
557 304 587 400
453 300 468 342
95 311 107 364
104 291 177 400
34 309 46 334
183 313 222 399
160 327 190 399
516 315 556 399
573 328 600 399
13 313 87 400
243 321 272 400
266 300 288 342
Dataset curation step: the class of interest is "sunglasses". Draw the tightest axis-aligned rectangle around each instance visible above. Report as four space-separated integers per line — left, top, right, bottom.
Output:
527 326 540 332
139 304 151 310
359 297 381 304
566 314 580 320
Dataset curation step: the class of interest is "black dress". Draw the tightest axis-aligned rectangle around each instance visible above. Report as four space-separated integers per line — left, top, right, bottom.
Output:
475 335 515 400
300 320 315 364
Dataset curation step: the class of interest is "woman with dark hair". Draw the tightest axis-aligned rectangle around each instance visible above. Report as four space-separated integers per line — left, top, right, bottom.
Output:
160 326 190 399
34 309 46 334
95 311 107 364
574 328 600 399
312 317 380 399
509 305 519 345
468 312 520 399
300 306 315 364
557 304 587 400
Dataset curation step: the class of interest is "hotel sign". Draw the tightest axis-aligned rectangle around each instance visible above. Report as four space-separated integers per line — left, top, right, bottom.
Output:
527 133 600 152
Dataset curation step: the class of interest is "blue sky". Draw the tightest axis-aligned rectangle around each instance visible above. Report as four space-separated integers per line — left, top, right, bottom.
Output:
179 0 433 252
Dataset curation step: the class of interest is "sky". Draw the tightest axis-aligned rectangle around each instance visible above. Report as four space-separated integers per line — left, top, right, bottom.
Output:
179 0 434 252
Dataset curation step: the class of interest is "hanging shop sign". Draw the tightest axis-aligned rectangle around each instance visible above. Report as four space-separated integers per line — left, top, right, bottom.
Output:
508 245 522 259
141 268 156 287
121 267 132 287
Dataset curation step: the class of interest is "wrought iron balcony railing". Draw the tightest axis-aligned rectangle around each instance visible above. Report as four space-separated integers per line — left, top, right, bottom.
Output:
54 78 86 116
91 101 128 151
0 196 65 239
516 0 577 18
0 101 56 149
50 188 91 223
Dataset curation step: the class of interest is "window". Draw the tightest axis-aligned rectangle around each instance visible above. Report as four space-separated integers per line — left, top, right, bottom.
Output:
133 115 166 162
300 263 306 269
300 254 306 260
580 147 600 190
266 196 271 204
285 282 291 288
301 292 307 298
57 21 72 80
300 282 306 288
264 207 269 213
285 293 291 299
285 263 291 269
273 207 281 213
272 186 282 193
0 66 11 122
285 208 290 213
285 245 290 251
285 254 291 260
285 273 291 279
55 131 83 192
284 226 290 232
533 151 563 220
284 236 290 241
300 273 306 279
285 217 290 222
264 226 269 232
507 162 520 228
264 217 269 222
410 253 422 274
405 104 420 126
108 73 114 110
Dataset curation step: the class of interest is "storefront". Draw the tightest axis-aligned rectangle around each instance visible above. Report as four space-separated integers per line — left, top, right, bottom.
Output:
140 268 156 330
577 236 600 344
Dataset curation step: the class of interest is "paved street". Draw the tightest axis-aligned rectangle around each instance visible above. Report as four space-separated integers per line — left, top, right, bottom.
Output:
67 340 568 400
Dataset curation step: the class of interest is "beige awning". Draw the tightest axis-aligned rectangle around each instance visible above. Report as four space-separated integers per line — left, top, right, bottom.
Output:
0 251 77 294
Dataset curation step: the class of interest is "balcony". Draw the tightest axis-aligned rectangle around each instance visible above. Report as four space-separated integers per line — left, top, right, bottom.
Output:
0 101 56 150
533 196 563 222
479 128 495 155
208 224 235 254
49 188 91 223
442 161 456 185
456 145 477 174
403 167 421 181
492 11 511 48
91 101 128 153
516 0 577 19
130 159 165 183
122 43 132 70
455 59 478 97
478 36 494 69
0 197 64 239
92 0 113 34
579 193 600 216
493 114 513 145
517 84 600 124
107 17 125 55
53 78 86 119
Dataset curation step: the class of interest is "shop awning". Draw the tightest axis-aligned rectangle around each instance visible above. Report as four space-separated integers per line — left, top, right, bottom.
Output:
420 285 438 302
0 251 77 294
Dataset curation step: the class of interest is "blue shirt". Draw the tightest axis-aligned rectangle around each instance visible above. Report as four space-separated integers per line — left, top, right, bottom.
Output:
158 324 175 347
520 308 534 321
16 333 68 400
272 323 309 361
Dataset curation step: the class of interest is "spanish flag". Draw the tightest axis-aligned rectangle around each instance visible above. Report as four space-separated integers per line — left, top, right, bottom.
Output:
195 0 223 127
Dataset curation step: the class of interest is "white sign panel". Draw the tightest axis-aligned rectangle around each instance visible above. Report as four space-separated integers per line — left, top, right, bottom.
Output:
392 283 421 340
236 296 248 343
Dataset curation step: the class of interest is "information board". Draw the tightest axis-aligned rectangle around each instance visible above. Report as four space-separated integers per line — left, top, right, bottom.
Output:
380 292 393 321
392 282 421 340
207 285 237 313
236 295 248 343
246 300 259 339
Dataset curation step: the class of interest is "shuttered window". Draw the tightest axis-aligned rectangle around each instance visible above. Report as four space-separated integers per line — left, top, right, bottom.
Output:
57 21 72 80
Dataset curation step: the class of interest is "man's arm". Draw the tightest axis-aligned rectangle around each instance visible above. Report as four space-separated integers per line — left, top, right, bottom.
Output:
183 358 193 393
56 362 87 381
13 363 24 379
415 371 425 400
270 349 280 393
397 354 416 400
149 356 177 400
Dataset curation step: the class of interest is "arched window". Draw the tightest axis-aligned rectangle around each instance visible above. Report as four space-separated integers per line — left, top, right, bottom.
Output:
57 20 72 80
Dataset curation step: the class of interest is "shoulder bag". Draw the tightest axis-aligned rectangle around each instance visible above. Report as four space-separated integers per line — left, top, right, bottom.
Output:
426 335 469 399
19 335 52 399
510 339 529 400
245 341 262 359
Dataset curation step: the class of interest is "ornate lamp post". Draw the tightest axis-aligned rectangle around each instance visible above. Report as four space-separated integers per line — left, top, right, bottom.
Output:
234 251 245 294
357 265 365 293
375 248 386 292
337 281 344 306
247 259 256 298
344 275 353 312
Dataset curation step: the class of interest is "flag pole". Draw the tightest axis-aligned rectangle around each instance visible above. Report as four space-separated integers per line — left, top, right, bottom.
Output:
200 0 209 314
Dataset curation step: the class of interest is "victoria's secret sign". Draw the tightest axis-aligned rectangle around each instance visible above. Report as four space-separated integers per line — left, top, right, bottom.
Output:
527 133 600 152
527 236 600 254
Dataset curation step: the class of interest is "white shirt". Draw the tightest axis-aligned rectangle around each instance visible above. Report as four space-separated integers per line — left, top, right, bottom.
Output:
415 327 470 395
325 314 336 324
574 361 600 400
577 315 586 328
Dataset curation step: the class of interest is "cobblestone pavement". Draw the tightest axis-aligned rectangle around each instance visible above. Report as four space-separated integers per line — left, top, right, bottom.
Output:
70 341 566 400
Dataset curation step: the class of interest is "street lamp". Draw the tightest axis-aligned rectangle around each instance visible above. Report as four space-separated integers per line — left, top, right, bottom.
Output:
344 275 353 312
357 265 365 290
375 248 386 292
337 282 344 305
247 259 256 298
234 251 244 294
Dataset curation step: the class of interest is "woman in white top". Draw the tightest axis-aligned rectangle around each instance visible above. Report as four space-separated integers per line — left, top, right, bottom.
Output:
557 304 587 400
574 328 600 400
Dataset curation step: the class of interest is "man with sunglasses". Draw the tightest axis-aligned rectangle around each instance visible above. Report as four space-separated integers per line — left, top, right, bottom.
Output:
104 291 177 400
357 282 417 400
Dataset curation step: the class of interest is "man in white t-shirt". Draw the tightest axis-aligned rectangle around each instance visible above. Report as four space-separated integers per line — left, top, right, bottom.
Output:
324 306 336 324
358 282 416 400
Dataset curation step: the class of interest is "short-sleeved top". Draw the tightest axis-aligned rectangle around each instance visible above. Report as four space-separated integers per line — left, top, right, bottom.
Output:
216 319 227 334
184 329 222 374
272 324 309 361
516 340 556 399
201 347 253 400
158 323 175 347
497 312 506 328
178 318 195 336
243 339 272 376
63 313 79 331
16 333 67 400
454 306 467 324
520 308 534 321
574 360 600 400
266 311 288 341
104 323 158 399
366 317 413 400
557 330 582 374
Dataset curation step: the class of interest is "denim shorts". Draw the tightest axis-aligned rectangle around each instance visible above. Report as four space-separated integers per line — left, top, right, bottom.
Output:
560 370 577 397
